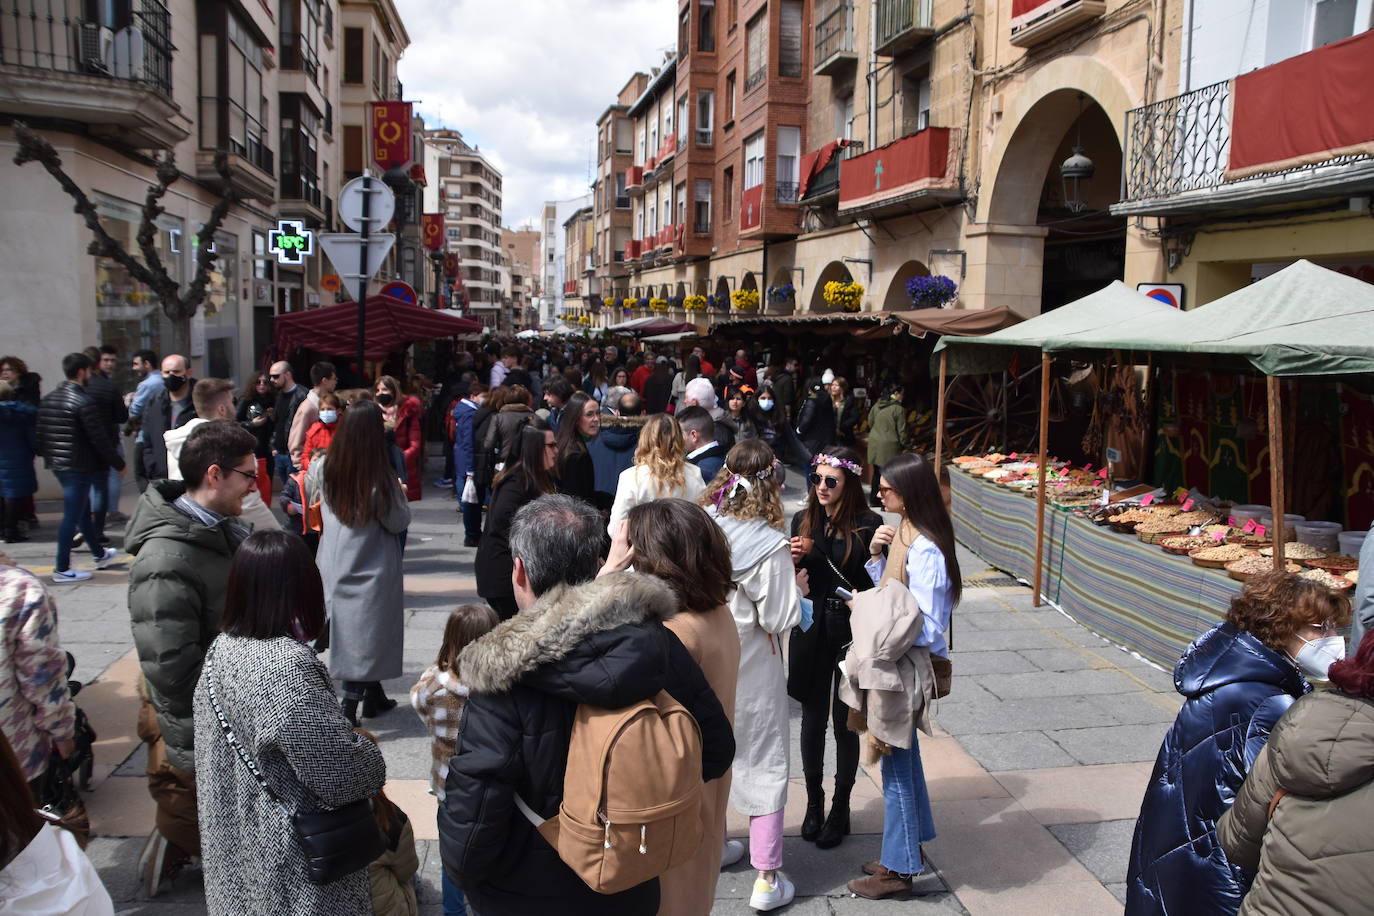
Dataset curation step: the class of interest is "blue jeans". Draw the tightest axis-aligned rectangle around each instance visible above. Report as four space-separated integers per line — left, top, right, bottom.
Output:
89 468 119 531
879 728 937 876
441 868 468 915
274 453 295 487
54 470 103 572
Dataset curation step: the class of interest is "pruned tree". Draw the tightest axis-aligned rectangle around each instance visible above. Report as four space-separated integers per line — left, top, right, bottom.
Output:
11 120 241 350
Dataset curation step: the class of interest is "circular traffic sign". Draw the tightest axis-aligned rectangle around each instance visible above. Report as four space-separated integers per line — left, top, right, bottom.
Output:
337 176 396 233
321 274 341 292
1142 287 1179 309
380 281 417 304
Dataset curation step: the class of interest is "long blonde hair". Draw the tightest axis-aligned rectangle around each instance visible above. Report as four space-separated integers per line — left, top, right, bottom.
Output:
634 413 687 496
698 439 784 527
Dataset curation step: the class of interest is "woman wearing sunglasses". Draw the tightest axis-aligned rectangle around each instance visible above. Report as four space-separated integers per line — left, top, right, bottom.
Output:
787 444 882 850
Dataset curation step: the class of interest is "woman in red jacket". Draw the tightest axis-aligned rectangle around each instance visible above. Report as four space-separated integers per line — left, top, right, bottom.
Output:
377 375 424 502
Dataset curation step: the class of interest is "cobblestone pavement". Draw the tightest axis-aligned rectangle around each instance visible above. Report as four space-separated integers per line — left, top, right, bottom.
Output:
11 462 1172 914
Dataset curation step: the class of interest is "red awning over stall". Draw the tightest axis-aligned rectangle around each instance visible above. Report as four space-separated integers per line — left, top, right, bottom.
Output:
274 295 483 360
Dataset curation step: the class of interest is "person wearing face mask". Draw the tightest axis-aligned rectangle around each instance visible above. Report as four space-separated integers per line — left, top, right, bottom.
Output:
1126 572 1352 916
1218 618 1371 916
300 393 343 472
138 355 197 485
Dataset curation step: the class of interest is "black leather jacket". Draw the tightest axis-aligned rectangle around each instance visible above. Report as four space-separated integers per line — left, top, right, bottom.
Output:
37 380 124 473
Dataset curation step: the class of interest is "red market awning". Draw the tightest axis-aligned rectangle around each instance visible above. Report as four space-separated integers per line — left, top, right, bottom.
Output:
622 319 697 338
1227 29 1374 180
274 295 483 360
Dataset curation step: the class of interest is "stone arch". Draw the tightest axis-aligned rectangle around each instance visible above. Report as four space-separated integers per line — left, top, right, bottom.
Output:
809 261 853 313
979 56 1137 226
883 259 931 311
658 283 672 300
740 272 758 291
765 267 798 315
693 277 709 296
714 276 731 311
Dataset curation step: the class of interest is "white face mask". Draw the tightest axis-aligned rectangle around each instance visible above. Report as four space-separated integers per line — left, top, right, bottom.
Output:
319 410 338 424
1292 635 1345 682
758 399 774 411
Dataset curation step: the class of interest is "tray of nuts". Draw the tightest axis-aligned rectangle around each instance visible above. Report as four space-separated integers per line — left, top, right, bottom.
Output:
1259 542 1328 560
1226 555 1301 581
1299 568 1355 591
1159 535 1217 556
1190 544 1256 568
1225 532 1273 549
1302 555 1359 574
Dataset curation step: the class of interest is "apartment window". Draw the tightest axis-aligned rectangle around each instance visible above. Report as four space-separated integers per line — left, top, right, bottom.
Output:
200 8 269 170
693 179 712 233
616 119 632 153
743 131 765 189
723 166 735 217
638 128 647 162
728 0 738 30
280 95 321 206
679 9 690 56
780 1 803 77
649 121 658 157
663 100 673 139
836 91 855 140
696 91 714 145
280 0 322 82
901 69 931 135
725 72 737 123
615 173 629 208
343 125 363 179
637 210 645 238
745 11 767 90
1311 0 1357 48
699 0 716 52
677 96 689 146
648 203 657 233
371 34 381 94
343 27 363 83
675 182 687 225
776 126 800 202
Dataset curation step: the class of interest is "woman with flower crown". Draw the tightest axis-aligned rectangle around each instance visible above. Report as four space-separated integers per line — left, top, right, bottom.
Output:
788 444 884 852
699 439 806 911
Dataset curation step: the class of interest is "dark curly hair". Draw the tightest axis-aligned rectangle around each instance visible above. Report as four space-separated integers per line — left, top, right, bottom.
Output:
1226 570 1352 653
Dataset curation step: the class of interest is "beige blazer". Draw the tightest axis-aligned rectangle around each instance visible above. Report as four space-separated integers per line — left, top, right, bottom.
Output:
838 582 936 748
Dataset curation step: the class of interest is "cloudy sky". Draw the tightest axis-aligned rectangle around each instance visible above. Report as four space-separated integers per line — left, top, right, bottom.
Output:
394 0 677 229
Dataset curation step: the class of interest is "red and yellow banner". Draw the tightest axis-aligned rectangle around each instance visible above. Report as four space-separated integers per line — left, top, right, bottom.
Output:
421 213 445 251
371 101 413 170
443 253 458 278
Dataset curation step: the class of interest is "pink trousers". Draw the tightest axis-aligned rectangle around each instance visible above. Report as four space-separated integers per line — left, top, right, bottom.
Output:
749 809 784 871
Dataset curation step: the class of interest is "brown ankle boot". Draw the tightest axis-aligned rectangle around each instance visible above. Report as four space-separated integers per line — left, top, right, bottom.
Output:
848 872 913 899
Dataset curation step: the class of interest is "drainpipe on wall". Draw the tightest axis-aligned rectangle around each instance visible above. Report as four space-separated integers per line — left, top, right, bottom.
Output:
868 0 878 149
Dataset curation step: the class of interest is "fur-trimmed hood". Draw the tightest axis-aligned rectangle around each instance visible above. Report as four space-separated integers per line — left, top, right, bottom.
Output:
459 571 678 697
595 413 649 452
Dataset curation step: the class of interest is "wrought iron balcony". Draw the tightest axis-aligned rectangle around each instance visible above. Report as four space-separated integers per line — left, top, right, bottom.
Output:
801 140 865 200
815 0 856 76
696 128 713 147
1116 78 1374 216
875 0 933 57
0 0 184 147
776 181 800 204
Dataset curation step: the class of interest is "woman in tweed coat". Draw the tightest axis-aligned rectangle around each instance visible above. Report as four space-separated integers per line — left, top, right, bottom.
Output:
194 531 386 916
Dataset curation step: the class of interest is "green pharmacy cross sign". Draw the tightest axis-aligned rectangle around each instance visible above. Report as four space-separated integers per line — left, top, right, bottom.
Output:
269 219 315 265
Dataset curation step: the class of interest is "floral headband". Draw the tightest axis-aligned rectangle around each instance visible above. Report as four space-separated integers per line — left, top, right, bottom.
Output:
813 453 862 476
711 459 781 509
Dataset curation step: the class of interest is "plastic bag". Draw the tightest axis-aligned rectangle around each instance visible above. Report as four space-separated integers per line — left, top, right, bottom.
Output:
460 475 477 505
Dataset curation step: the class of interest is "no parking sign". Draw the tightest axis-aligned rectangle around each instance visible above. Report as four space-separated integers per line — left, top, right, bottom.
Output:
1136 283 1185 309
380 281 418 304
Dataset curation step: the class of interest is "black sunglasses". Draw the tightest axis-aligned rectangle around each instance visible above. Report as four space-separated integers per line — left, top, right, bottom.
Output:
809 473 841 489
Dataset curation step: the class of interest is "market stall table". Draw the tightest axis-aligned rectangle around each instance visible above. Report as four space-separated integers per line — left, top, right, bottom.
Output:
949 469 1242 669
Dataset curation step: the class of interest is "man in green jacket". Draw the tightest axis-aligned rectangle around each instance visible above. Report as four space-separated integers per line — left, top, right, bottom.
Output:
125 420 258 896
866 383 908 506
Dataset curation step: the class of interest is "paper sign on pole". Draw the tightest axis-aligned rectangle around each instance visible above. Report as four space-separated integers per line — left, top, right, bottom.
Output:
317 233 396 302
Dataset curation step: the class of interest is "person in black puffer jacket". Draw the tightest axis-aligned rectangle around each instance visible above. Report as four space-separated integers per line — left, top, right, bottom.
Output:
36 352 124 580
440 494 734 916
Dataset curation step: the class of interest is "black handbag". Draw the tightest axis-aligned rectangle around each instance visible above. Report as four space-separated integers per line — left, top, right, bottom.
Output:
204 644 385 885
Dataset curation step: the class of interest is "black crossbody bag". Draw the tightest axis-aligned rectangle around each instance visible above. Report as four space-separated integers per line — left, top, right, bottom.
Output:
203 643 385 885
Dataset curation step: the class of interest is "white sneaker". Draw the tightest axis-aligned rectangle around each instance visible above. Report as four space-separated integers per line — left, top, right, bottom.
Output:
51 568 93 583
750 873 795 911
721 838 746 869
95 547 118 569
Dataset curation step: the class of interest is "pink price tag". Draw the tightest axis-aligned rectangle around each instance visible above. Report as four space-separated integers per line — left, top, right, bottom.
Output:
1212 529 1227 542
1242 519 1258 533
1255 524 1267 538
1227 516 1238 527
1141 494 1155 506
1009 452 1019 459
1083 464 1093 473
1182 498 1195 511
1097 467 1109 479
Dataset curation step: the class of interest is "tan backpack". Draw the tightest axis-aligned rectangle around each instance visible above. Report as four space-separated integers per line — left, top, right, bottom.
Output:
514 690 705 895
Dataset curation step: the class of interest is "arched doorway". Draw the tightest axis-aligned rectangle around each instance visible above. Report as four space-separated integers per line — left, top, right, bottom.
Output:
883 260 931 311
981 65 1132 313
809 261 853 312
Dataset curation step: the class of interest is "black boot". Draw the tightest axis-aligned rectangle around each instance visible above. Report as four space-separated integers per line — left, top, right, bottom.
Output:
815 791 851 850
342 698 360 727
361 682 397 719
801 785 825 842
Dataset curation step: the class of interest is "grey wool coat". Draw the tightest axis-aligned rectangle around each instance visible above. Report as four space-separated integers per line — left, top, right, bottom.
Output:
315 459 412 682
194 634 387 916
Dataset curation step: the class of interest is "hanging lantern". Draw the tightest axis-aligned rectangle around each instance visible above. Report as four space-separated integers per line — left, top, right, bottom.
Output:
1059 93 1095 214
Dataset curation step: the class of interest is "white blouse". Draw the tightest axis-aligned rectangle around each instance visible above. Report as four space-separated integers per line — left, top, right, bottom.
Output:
608 463 708 528
865 534 954 657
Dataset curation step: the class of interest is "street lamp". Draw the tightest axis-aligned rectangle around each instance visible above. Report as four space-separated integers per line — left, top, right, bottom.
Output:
1059 93 1095 214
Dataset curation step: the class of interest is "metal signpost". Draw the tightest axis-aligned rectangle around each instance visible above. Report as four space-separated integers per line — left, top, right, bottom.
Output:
320 175 396 378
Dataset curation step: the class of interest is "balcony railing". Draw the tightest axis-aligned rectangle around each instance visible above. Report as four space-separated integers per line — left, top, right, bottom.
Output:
280 167 322 208
1119 76 1374 211
776 181 800 204
696 128 713 147
815 1 855 75
0 0 174 95
615 195 631 209
875 0 934 56
613 249 625 263
745 64 766 92
802 140 865 198
694 215 711 234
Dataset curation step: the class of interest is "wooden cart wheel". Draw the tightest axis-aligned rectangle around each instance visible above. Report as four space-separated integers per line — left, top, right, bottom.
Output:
942 365 1041 457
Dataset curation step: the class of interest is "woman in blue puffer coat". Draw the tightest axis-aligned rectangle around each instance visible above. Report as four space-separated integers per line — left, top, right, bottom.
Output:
0 382 38 542
1125 570 1351 915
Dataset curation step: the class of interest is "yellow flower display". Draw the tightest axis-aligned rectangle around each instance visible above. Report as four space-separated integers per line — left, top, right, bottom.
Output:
649 298 669 311
823 280 865 312
731 288 761 311
684 294 707 311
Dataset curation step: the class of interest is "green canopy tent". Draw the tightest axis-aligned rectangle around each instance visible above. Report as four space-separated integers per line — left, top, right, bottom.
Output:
927 283 1182 602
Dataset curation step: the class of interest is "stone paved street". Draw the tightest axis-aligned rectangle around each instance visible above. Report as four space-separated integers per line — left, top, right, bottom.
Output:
9 463 1177 914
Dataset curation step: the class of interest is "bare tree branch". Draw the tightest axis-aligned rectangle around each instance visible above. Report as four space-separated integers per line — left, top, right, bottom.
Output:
175 151 240 320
